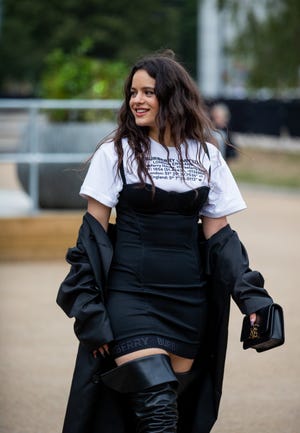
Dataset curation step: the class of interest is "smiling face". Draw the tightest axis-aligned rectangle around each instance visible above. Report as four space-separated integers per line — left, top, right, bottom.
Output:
129 69 159 139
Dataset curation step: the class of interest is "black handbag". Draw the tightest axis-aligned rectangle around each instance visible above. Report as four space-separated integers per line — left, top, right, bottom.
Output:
240 303 285 352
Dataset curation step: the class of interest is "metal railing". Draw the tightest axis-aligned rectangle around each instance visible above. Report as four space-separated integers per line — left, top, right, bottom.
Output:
0 99 122 212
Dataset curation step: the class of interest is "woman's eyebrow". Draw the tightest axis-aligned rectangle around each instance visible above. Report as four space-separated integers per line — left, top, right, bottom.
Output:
131 86 155 90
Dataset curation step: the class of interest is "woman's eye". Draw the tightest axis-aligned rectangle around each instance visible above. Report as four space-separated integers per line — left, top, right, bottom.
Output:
130 89 155 98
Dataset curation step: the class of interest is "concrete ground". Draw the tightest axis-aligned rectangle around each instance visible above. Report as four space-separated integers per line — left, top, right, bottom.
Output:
0 185 299 433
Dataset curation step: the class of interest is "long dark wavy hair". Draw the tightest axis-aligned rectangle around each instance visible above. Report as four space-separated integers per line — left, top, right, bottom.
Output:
106 51 215 187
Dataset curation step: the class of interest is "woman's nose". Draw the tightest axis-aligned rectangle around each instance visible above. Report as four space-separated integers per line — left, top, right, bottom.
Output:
134 91 144 103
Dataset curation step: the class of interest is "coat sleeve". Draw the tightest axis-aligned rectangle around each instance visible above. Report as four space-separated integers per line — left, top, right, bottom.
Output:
56 238 114 351
205 224 273 315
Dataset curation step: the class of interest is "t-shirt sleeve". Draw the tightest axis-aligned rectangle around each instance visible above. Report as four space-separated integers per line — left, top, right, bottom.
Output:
79 141 122 208
200 144 246 218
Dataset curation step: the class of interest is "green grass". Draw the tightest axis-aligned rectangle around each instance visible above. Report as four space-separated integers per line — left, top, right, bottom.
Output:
229 148 300 190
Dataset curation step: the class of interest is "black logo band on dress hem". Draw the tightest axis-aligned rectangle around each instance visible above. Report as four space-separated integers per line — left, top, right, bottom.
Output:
109 335 199 359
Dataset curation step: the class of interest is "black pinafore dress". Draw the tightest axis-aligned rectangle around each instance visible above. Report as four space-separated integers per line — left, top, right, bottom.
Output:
107 165 210 359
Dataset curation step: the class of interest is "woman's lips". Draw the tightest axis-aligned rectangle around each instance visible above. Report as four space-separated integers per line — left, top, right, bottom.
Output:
134 108 149 117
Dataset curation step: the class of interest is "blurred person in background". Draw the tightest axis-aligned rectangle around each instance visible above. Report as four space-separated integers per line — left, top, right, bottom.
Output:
57 51 273 433
210 102 238 161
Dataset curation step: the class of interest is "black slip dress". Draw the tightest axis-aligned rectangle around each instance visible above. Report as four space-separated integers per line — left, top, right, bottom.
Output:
107 163 210 359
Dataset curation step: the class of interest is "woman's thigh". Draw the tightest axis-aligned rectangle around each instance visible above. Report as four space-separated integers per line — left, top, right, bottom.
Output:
115 348 194 373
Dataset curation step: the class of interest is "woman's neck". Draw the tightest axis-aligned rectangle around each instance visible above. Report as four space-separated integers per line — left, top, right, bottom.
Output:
149 127 174 147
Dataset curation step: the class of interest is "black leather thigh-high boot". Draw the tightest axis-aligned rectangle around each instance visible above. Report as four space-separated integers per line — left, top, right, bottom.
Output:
101 354 178 433
175 369 200 395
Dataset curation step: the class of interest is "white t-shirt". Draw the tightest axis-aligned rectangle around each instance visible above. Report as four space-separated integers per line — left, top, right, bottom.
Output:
80 137 246 218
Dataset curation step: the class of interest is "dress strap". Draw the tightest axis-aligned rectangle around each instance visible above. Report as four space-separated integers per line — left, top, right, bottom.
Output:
120 160 127 185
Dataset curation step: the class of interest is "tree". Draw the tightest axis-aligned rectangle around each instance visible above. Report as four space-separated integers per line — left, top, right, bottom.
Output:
0 0 192 95
218 0 300 91
178 0 198 78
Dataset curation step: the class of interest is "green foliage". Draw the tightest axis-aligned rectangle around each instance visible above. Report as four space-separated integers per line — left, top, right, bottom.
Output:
178 0 198 77
41 45 128 99
0 0 192 94
40 40 128 121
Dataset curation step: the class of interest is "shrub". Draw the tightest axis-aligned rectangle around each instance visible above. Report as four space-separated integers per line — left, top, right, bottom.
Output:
40 41 128 121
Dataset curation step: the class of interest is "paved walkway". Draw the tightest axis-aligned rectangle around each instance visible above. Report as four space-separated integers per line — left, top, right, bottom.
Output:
0 186 299 433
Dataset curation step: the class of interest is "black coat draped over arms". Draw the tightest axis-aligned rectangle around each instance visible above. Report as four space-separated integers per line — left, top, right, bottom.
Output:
57 212 273 433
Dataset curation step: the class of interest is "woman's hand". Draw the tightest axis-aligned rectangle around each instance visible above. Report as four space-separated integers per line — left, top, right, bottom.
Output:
93 344 110 359
249 312 257 326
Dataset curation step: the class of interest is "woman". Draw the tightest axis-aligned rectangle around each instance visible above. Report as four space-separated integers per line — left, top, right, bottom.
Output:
57 52 272 433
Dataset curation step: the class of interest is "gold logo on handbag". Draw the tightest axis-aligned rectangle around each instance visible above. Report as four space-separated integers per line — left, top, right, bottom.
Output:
249 324 260 340
241 304 285 352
